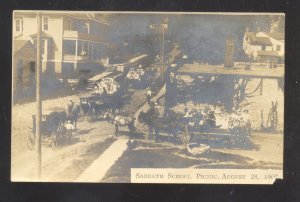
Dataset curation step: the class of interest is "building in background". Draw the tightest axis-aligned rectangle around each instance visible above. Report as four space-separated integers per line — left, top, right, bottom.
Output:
13 12 110 80
13 40 37 97
243 29 284 64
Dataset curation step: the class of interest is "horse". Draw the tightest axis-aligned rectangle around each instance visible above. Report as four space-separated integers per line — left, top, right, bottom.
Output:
47 111 67 135
138 109 181 143
105 112 136 138
138 108 159 141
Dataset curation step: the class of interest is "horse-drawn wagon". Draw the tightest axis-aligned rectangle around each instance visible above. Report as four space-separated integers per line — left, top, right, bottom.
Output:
27 110 74 150
138 102 252 148
78 92 129 122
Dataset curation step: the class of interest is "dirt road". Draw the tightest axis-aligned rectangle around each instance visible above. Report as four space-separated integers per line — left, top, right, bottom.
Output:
11 82 149 181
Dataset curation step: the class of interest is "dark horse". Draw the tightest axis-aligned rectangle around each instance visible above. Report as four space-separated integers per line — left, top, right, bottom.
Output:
138 109 181 143
67 103 80 130
105 93 125 114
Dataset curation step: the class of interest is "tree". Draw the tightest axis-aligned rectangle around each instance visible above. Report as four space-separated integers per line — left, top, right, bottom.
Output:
269 15 284 33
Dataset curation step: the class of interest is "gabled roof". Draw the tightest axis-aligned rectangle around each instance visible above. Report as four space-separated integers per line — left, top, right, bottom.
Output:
14 40 36 55
245 31 273 46
249 37 273 46
245 31 284 45
14 40 28 54
29 31 52 38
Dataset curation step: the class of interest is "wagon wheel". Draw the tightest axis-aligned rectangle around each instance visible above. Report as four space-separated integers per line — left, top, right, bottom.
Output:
66 131 73 145
50 131 59 151
27 132 35 151
50 138 57 151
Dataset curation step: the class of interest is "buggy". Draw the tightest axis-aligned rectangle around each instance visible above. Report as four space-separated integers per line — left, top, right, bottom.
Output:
27 110 73 151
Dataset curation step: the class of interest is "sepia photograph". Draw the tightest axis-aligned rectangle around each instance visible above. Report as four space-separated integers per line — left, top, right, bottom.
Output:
11 11 284 183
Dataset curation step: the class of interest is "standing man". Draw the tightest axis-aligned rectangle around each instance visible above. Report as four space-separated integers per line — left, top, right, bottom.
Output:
153 102 160 143
164 70 177 117
148 101 160 142
146 87 152 105
68 99 74 108
67 99 74 120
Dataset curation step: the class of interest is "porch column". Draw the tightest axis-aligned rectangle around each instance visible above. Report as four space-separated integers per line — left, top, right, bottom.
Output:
74 39 78 70
42 39 48 72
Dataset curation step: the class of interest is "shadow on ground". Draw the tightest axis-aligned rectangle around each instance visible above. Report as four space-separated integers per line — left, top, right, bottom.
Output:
101 139 266 183
76 127 96 135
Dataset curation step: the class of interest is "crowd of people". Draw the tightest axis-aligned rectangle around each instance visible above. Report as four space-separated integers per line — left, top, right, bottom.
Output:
126 67 145 81
92 77 120 95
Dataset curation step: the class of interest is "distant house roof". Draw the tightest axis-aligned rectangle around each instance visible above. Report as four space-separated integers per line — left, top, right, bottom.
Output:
250 37 273 46
14 40 31 54
13 40 36 61
63 13 110 25
257 50 279 57
245 31 284 45
245 32 273 46
266 32 285 41
14 11 110 26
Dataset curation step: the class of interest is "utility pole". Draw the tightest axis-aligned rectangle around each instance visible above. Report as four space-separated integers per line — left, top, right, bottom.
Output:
161 25 165 83
150 20 168 83
35 12 42 180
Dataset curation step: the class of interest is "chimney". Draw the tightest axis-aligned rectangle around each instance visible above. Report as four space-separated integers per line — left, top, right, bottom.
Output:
224 36 235 69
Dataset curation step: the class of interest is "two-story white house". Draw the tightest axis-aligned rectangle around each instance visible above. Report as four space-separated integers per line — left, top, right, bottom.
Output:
13 11 110 80
243 30 284 64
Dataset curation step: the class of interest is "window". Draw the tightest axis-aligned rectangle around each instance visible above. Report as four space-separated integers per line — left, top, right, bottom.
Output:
276 45 281 51
77 40 88 56
63 40 76 55
97 44 103 58
97 44 104 59
43 17 49 31
93 43 97 59
15 19 23 32
261 45 266 51
30 62 35 73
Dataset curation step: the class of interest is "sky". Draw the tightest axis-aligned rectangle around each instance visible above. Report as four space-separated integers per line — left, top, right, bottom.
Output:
103 13 284 64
